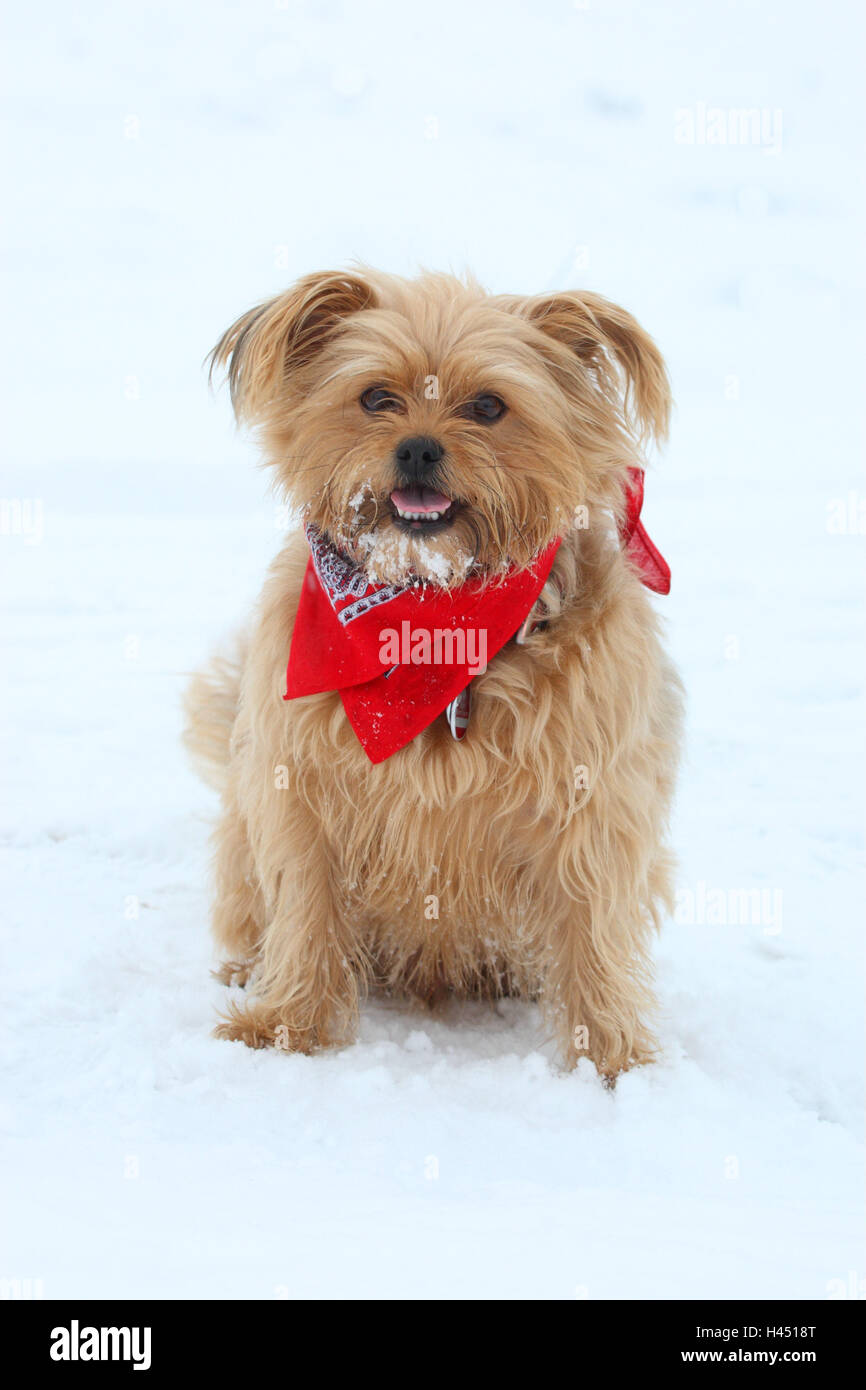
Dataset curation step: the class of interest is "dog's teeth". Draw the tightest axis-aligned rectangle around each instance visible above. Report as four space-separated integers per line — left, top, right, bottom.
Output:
396 507 447 521
394 503 451 521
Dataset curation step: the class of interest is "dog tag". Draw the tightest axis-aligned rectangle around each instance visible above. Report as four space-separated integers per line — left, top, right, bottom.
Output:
445 686 471 740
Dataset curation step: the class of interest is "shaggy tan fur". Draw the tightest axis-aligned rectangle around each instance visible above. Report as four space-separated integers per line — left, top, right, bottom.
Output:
184 268 683 1077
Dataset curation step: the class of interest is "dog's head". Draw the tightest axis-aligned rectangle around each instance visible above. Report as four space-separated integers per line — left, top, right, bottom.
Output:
210 268 670 586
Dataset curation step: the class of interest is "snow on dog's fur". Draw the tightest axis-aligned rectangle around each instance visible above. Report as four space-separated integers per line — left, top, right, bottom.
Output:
184 267 683 1076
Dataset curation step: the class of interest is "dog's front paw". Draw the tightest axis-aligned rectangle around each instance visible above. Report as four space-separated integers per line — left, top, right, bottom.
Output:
564 1024 658 1082
213 1003 318 1053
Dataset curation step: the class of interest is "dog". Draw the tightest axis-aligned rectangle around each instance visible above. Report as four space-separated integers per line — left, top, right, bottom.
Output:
184 268 683 1077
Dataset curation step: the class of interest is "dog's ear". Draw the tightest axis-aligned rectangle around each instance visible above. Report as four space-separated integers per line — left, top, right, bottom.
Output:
209 270 378 421
500 290 671 447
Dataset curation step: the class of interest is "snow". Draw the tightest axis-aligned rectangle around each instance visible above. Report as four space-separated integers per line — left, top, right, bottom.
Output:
2 0 864 1300
357 522 474 585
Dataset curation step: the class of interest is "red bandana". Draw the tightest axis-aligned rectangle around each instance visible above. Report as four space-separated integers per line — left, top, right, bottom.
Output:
285 468 669 762
285 528 561 762
620 466 671 594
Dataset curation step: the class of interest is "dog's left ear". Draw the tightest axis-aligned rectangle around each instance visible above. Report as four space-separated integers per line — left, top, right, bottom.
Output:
500 290 671 447
209 269 378 422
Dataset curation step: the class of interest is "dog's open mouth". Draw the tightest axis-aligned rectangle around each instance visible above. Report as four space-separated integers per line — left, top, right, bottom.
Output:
389 487 456 531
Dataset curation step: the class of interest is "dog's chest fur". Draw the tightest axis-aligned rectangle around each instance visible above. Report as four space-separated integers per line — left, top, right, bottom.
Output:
239 527 674 999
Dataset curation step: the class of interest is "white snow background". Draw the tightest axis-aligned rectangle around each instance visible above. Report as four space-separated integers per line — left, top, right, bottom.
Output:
1 0 864 1299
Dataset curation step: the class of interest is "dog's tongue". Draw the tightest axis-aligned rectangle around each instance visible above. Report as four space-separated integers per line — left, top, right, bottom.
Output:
390 487 451 514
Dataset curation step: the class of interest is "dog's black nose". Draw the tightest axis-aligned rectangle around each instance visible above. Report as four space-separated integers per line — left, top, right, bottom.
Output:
394 435 444 482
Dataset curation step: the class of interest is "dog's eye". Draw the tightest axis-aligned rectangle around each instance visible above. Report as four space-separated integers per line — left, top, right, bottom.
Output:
360 386 402 413
461 394 506 423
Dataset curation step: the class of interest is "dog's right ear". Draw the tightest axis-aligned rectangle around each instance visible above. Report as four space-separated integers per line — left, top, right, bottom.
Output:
496 289 671 449
208 270 378 421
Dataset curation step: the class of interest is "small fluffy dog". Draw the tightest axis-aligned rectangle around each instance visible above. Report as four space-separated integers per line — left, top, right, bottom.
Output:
184 268 682 1077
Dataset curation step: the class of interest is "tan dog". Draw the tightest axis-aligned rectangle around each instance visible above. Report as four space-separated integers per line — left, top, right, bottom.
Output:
184 268 683 1077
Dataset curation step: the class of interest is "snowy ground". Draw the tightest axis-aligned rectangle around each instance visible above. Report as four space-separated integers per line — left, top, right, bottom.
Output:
2 0 864 1299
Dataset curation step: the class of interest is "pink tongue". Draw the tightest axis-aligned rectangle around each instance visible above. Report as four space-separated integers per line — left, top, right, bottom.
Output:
390 487 451 515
